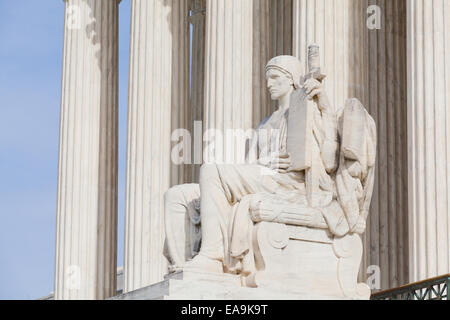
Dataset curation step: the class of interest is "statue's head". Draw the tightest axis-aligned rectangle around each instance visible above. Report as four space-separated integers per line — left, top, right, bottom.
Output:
265 55 302 101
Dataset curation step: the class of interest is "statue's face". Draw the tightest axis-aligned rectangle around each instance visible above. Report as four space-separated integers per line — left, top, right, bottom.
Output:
266 68 294 101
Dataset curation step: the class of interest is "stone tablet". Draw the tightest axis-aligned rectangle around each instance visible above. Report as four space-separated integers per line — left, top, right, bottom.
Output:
287 88 313 171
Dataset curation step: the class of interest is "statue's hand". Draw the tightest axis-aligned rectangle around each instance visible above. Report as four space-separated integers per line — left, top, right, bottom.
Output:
303 78 331 113
260 152 291 174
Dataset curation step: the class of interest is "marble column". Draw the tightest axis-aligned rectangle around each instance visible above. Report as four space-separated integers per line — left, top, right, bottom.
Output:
364 0 408 290
188 0 206 183
267 0 293 113
204 0 253 163
170 0 191 186
124 0 181 292
407 0 450 282
252 0 271 127
252 0 294 131
269 0 293 57
55 0 119 300
293 0 366 110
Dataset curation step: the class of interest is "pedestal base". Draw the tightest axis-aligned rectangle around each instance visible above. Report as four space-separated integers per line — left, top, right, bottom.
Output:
110 270 351 300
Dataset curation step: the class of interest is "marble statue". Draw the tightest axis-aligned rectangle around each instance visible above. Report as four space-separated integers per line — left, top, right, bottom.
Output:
164 45 376 299
54 0 449 300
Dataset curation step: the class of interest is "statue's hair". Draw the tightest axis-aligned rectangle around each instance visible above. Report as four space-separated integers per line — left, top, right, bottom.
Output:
265 55 303 89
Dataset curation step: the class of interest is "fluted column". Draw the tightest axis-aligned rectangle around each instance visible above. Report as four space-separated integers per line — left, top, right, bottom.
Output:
293 0 366 110
188 0 206 183
204 0 253 163
170 0 191 186
407 0 450 282
55 0 119 300
252 0 294 131
268 0 293 112
269 0 293 57
124 0 179 292
364 0 408 290
252 0 271 127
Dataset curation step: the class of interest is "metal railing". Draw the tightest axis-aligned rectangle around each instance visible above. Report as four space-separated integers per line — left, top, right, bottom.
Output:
371 274 450 300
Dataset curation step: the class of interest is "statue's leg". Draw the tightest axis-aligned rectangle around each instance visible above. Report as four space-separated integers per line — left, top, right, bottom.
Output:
197 164 234 261
164 184 200 270
186 163 283 273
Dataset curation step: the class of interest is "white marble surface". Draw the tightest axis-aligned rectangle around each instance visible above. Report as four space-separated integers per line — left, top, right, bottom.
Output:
164 52 375 300
55 0 119 300
203 0 253 163
54 0 450 300
407 0 450 282
111 271 351 300
124 0 189 293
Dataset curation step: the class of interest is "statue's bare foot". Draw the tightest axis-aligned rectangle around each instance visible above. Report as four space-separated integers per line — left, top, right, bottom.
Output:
183 254 224 274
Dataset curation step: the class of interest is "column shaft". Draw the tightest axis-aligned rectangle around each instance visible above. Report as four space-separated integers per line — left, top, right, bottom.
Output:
407 0 450 282
188 0 206 183
253 0 294 133
170 0 191 186
204 0 253 162
124 0 176 292
364 0 408 289
55 0 119 300
293 0 366 110
252 0 271 127
268 0 293 114
269 0 293 57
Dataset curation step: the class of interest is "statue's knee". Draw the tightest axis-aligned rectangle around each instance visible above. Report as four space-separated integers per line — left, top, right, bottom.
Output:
165 184 200 209
199 163 218 182
200 163 216 172
164 185 185 207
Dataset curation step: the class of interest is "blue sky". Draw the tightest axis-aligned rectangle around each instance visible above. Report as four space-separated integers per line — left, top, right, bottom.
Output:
0 1 131 299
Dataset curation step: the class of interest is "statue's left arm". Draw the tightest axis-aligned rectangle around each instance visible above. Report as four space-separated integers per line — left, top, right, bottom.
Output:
304 78 339 173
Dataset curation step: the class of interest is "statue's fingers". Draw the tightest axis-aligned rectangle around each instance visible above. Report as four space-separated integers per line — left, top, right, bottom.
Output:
304 79 320 92
307 88 321 100
271 152 281 158
272 151 288 157
270 162 288 169
276 158 290 164
304 85 313 95
269 163 278 170
278 163 290 169
309 83 320 92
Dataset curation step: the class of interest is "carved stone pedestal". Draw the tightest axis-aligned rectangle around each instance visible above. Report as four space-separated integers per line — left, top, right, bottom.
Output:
110 269 364 300
247 222 370 300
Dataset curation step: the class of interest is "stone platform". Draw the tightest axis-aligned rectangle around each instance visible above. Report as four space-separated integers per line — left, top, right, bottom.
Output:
110 270 346 300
